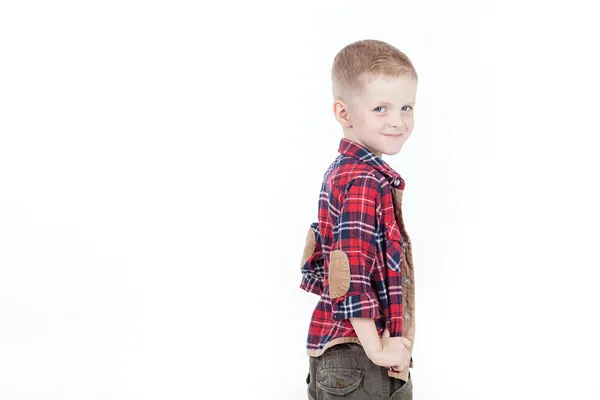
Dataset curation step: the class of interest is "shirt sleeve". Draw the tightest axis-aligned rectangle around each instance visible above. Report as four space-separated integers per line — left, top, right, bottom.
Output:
328 173 382 321
300 222 324 295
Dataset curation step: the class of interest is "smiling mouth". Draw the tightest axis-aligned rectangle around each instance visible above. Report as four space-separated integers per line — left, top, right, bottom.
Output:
382 133 404 137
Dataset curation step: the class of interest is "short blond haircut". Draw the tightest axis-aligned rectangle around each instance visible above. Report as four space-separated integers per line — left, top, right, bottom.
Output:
331 39 418 102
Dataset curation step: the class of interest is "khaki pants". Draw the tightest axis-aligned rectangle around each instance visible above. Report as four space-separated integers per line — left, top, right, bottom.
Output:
306 343 413 400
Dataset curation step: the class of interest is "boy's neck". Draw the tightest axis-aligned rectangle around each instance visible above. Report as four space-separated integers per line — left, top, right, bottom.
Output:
344 135 383 158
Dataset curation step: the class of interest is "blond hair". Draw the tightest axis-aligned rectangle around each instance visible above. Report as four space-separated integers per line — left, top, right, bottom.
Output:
331 39 417 102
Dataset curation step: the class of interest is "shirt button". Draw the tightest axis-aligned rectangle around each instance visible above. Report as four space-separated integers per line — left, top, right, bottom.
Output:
404 314 411 320
403 277 411 285
394 179 401 186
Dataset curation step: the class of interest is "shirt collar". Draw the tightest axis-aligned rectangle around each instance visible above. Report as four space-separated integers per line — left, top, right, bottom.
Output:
338 137 406 189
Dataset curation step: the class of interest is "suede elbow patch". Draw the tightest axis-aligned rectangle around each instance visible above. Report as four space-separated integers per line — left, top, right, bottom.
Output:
329 249 350 298
301 227 317 267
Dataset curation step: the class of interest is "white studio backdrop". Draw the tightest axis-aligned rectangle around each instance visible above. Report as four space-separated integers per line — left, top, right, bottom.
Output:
1 1 599 399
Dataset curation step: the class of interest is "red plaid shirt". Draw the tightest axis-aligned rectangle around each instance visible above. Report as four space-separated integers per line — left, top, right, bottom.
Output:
301 138 411 363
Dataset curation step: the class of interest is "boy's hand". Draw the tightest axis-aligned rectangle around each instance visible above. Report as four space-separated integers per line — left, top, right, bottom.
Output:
380 327 411 371
349 318 411 371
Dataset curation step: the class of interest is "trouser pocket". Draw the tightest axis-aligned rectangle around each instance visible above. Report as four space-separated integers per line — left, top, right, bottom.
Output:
310 343 383 399
316 367 365 397
389 373 412 400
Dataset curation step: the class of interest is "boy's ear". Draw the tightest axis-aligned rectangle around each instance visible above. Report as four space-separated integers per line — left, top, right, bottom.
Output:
332 100 353 128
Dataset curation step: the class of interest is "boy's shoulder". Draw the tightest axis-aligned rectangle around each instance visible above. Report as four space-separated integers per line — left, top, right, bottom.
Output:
326 138 406 192
322 152 394 198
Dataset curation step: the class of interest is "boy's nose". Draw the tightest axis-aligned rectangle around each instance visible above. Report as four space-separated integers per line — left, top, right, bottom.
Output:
391 114 407 128
389 120 404 129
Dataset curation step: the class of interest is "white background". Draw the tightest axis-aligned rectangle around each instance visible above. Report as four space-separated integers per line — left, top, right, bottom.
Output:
1 1 599 399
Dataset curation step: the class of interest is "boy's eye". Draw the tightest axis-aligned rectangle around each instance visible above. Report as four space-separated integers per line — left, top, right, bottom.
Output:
374 106 386 113
401 105 413 112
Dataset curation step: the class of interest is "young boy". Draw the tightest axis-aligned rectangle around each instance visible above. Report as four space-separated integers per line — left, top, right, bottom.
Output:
300 39 418 399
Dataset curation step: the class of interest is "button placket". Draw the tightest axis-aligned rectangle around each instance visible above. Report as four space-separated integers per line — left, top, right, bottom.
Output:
391 186 415 370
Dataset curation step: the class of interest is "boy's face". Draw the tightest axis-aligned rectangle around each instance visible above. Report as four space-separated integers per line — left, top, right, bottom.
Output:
334 74 417 157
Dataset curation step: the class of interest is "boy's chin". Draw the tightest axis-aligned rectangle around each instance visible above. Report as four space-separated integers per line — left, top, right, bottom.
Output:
381 146 403 156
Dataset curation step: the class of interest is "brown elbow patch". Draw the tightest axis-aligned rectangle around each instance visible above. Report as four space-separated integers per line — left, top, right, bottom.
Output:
301 227 316 267
329 250 350 298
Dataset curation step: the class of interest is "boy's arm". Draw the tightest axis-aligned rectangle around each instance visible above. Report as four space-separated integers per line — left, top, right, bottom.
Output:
299 222 324 295
330 174 411 370
327 173 382 321
350 317 411 369
350 317 384 362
